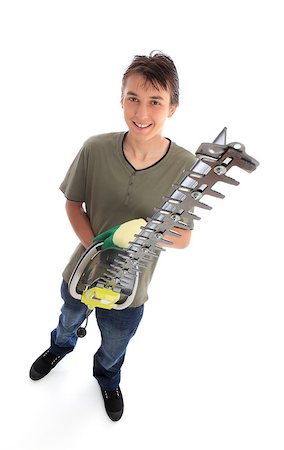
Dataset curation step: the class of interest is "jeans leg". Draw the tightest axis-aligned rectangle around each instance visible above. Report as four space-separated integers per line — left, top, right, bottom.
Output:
93 305 144 390
49 280 88 357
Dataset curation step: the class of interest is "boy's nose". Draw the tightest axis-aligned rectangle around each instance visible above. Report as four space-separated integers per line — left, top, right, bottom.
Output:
135 103 149 120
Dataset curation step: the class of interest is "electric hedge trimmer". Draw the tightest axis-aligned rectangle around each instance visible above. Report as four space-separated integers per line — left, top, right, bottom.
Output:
68 128 259 335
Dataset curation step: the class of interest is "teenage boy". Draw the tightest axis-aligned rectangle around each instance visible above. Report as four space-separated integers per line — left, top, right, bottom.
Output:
30 51 196 421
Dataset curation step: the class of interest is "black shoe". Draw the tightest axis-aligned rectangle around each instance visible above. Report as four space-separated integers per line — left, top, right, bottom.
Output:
101 386 124 421
29 349 64 380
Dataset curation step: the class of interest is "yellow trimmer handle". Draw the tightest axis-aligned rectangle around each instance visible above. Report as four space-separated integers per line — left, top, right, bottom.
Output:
81 286 121 310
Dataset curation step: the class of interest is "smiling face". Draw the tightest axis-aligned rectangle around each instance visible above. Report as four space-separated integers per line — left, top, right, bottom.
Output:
121 73 177 142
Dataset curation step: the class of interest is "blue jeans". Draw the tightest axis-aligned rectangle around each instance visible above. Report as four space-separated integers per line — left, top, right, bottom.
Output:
50 281 144 390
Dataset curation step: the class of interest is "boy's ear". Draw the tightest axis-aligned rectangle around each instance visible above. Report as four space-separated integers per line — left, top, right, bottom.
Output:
168 104 178 117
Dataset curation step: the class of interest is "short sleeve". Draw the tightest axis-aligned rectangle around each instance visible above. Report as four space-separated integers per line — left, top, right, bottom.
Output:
59 146 87 202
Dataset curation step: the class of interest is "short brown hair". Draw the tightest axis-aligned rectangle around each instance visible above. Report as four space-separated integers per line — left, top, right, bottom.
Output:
121 50 179 106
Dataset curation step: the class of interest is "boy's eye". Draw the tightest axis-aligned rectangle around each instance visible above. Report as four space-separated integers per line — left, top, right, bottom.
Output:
129 97 138 102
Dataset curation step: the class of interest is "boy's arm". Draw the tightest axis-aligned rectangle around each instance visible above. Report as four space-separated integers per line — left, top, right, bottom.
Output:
65 200 191 250
65 200 94 249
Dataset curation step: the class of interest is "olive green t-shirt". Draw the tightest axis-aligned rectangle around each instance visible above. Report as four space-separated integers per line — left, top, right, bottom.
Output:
60 131 197 307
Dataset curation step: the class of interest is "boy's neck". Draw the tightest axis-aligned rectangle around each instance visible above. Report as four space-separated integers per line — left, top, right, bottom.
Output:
123 133 168 162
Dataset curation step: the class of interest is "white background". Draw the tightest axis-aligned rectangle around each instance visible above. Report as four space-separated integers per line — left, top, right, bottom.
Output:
0 1 283 449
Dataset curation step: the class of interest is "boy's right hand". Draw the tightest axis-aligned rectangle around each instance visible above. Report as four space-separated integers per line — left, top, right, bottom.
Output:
93 218 146 250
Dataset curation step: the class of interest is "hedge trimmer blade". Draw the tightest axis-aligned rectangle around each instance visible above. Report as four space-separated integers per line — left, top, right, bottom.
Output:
69 128 259 310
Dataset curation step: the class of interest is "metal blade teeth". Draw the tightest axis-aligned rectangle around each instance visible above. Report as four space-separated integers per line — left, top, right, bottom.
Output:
92 136 259 297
